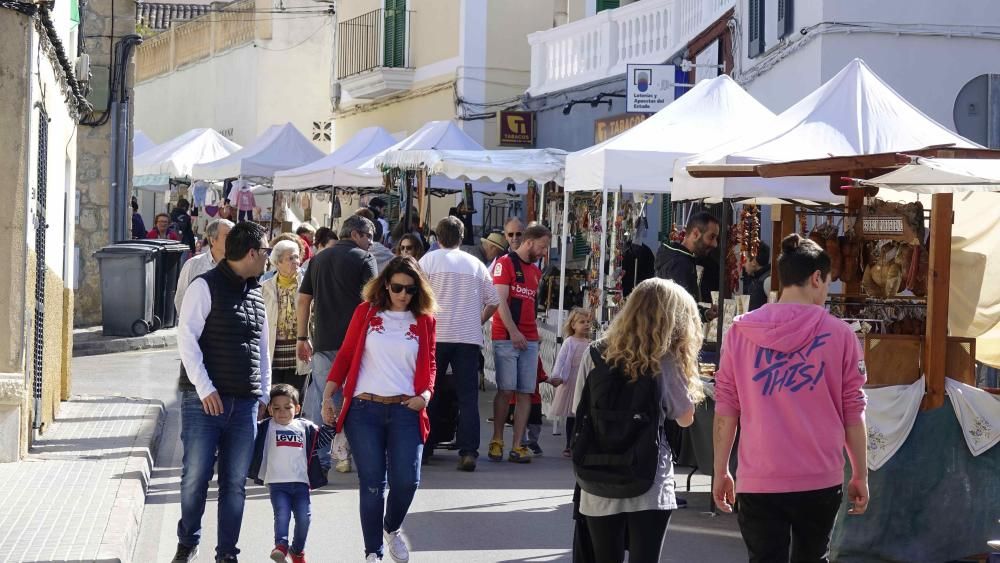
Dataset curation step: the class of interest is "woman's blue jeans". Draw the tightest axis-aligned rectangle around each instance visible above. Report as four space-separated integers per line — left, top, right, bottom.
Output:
344 398 424 558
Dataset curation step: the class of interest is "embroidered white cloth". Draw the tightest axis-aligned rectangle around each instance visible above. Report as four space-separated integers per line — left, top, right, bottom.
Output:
945 377 1000 456
864 377 924 471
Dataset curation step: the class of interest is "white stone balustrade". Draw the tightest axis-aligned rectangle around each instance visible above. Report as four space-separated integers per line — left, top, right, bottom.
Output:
528 0 733 96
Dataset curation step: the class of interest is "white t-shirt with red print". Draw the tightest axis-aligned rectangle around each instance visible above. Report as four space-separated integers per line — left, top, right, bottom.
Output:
354 310 420 397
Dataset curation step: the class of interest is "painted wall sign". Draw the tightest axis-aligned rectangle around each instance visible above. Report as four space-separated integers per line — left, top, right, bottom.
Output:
594 113 648 143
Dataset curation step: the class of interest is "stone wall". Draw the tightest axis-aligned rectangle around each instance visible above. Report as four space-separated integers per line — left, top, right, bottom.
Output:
0 9 32 462
0 11 75 460
75 0 137 327
20 259 72 457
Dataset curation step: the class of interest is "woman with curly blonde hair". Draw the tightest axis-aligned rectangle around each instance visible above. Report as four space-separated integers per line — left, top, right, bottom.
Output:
571 277 704 563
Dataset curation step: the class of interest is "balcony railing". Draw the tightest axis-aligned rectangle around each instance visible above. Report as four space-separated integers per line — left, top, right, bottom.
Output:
528 0 734 96
337 8 412 80
136 0 270 83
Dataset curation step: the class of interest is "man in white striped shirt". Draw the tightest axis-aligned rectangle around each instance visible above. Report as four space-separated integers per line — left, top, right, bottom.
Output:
419 217 500 472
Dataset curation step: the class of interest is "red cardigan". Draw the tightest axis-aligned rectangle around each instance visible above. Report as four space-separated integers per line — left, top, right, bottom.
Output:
327 302 437 441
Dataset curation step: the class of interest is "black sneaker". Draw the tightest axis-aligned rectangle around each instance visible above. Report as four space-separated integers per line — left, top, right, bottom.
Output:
171 544 199 562
216 555 239 563
527 443 543 456
457 454 477 472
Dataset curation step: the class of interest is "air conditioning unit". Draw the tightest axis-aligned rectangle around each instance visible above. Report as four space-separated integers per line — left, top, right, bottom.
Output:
75 54 90 83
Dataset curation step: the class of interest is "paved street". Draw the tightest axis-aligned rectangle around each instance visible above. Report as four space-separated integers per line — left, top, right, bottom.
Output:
75 349 747 562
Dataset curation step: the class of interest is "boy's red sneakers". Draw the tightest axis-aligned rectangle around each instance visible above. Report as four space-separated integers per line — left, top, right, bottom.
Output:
290 551 307 563
270 545 288 562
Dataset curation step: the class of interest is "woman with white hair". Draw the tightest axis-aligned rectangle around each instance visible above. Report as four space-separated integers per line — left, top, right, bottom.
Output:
262 239 310 397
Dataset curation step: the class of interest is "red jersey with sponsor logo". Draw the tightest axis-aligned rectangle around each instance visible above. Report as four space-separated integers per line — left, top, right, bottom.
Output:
491 253 541 341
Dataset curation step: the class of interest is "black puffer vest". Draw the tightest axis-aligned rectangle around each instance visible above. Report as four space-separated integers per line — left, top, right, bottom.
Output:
179 261 265 398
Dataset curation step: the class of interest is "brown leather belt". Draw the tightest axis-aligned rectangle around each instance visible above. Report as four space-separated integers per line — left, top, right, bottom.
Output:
355 393 410 404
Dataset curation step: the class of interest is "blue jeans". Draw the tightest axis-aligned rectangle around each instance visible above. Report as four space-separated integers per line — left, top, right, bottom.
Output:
432 343 482 457
303 350 342 470
269 482 311 554
344 398 423 558
177 390 258 558
493 340 540 393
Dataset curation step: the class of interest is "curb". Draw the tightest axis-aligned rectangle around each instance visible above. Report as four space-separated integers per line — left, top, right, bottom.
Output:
95 398 167 563
73 333 177 357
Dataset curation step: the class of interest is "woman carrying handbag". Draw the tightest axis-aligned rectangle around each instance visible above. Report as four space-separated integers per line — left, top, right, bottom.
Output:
321 256 437 563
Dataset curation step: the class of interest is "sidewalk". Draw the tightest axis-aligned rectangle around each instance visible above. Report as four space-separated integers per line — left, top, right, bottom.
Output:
73 326 177 357
0 395 165 563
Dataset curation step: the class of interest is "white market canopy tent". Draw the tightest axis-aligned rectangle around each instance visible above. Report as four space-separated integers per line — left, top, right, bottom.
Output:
134 130 156 156
133 128 242 189
673 59 981 203
861 157 1000 194
192 122 325 181
564 74 776 192
379 148 568 186
272 126 398 192
334 120 485 189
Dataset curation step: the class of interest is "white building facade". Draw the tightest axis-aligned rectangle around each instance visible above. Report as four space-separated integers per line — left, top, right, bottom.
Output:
733 0 1000 144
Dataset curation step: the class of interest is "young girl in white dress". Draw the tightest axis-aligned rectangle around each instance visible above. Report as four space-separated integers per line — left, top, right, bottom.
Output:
548 307 592 457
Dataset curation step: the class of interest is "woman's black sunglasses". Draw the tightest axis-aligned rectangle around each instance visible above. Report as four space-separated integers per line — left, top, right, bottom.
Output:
389 283 418 296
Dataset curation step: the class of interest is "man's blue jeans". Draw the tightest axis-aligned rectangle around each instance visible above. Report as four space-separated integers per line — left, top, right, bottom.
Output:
432 342 482 457
177 390 258 558
344 398 423 558
269 482 311 554
303 350 341 470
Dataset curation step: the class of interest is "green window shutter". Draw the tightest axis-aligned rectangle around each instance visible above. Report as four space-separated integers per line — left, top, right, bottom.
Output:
748 0 765 58
659 195 672 243
596 0 619 13
777 0 793 39
70 0 79 23
384 0 407 68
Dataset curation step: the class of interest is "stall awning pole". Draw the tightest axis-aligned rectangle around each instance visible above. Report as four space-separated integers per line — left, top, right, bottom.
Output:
716 198 731 352
597 187 610 326
538 181 546 228
558 189 570 335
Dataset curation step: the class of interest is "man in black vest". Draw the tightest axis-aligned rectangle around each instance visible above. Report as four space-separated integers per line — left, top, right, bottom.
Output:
173 221 272 563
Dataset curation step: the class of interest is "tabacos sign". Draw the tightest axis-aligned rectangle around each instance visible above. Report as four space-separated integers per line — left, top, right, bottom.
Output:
626 64 676 113
499 110 536 147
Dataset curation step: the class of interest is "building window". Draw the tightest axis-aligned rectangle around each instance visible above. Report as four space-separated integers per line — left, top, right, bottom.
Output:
596 0 620 13
777 0 793 39
748 0 765 58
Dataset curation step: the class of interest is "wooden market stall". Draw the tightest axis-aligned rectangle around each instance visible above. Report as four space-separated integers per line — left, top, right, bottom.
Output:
685 149 1000 562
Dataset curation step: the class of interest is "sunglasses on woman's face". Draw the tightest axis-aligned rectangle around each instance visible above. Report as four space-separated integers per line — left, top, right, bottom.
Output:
400 245 415 251
389 283 418 296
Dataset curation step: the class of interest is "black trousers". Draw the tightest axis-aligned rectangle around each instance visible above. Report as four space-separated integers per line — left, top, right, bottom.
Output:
737 485 843 563
583 509 672 563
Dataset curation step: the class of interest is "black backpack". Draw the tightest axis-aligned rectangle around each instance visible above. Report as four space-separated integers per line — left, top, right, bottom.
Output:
572 344 661 498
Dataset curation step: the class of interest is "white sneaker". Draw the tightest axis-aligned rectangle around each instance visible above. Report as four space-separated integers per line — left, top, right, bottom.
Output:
365 554 380 562
336 458 353 473
383 528 410 562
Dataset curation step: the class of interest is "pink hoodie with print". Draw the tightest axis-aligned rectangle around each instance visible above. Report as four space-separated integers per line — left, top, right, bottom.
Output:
714 303 867 494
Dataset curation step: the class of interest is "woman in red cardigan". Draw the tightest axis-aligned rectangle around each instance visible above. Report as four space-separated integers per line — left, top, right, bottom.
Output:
322 255 437 563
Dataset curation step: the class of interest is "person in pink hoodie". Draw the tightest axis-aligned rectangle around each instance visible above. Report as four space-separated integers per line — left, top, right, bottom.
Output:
712 233 869 563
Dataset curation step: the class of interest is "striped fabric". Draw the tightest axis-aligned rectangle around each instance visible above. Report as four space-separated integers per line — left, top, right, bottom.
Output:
419 248 500 346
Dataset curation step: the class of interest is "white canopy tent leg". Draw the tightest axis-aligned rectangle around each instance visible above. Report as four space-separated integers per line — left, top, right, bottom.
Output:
558 190 570 335
596 187 609 327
